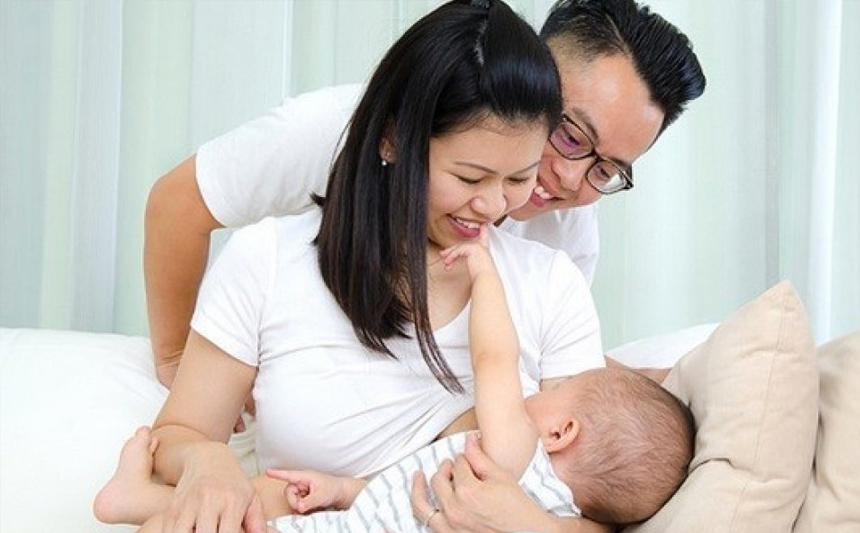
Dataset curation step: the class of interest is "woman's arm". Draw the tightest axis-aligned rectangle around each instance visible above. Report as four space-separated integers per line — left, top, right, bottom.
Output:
151 331 265 532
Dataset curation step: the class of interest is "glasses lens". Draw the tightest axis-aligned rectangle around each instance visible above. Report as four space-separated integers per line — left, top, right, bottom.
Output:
550 121 592 159
587 161 627 193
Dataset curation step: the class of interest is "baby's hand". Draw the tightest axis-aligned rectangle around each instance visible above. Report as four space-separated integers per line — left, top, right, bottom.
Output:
266 468 353 513
439 225 496 281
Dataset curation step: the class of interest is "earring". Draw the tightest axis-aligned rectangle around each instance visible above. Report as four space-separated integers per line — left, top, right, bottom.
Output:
381 158 389 167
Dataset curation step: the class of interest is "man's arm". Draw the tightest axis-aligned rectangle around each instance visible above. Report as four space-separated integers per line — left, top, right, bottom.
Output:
144 155 223 388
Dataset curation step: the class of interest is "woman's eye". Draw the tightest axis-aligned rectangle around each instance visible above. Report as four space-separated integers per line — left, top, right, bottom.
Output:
507 177 532 185
456 175 481 185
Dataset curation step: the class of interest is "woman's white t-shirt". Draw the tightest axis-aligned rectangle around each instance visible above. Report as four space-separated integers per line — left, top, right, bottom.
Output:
191 210 603 478
195 84 600 284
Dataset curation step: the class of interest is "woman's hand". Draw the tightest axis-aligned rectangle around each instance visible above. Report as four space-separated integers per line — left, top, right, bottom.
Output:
161 441 267 533
411 433 563 533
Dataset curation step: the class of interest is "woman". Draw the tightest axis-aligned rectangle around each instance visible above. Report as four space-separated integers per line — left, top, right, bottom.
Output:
151 1 604 532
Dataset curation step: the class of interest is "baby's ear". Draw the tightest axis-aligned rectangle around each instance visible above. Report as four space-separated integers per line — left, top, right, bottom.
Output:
543 418 580 453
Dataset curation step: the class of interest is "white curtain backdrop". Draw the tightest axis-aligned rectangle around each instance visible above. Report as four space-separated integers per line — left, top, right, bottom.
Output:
1 0 857 349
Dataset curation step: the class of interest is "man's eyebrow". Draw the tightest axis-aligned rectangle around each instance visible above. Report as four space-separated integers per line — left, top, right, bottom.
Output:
453 160 541 175
569 108 633 171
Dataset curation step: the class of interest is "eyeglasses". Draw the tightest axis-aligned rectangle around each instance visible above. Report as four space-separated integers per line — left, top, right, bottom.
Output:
548 114 634 195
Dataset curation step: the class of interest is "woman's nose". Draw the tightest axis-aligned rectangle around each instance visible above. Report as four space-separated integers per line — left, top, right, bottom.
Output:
471 187 507 221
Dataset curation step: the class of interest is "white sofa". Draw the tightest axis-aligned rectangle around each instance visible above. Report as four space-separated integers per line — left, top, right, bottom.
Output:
1 282 857 532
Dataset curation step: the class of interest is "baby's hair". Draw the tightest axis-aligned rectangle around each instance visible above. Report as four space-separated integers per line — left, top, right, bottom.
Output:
562 367 694 524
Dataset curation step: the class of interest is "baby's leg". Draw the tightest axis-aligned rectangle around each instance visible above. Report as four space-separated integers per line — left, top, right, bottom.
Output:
94 427 295 525
93 427 173 525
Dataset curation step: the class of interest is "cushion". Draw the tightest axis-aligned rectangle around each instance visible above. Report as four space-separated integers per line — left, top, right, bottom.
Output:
0 328 163 533
794 330 860 532
0 328 259 533
624 281 819 533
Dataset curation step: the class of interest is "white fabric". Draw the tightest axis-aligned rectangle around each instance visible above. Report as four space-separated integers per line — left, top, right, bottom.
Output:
196 83 600 285
191 209 603 477
0 328 162 533
196 84 361 227
607 323 719 369
499 206 599 285
270 432 579 532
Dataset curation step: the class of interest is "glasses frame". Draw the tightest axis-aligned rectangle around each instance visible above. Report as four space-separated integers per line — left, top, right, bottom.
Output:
548 114 634 195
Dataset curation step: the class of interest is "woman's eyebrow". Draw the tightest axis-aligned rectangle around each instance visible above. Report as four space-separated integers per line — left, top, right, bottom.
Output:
453 160 541 176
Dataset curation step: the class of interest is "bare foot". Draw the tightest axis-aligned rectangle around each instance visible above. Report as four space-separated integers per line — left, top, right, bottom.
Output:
93 426 171 525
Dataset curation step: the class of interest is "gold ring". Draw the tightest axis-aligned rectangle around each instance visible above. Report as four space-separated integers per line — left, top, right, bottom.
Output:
423 507 441 527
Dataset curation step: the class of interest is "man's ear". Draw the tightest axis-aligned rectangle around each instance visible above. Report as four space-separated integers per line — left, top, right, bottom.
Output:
542 418 581 453
378 136 397 165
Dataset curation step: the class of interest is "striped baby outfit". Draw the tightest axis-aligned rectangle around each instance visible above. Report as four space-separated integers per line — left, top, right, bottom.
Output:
269 431 580 532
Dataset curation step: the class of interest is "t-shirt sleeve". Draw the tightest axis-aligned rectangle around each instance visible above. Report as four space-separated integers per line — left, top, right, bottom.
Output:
538 250 604 379
190 219 277 366
196 84 363 227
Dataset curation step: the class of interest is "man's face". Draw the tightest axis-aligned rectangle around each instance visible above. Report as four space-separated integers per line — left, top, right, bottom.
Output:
509 51 665 221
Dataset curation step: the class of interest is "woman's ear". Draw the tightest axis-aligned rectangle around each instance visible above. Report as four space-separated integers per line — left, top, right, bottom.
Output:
542 418 580 453
378 136 397 165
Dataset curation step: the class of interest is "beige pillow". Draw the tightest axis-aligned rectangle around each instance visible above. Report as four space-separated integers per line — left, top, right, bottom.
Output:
624 281 818 533
794 330 860 532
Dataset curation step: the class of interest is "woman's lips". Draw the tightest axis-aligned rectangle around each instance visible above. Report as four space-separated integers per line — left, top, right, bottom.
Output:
449 215 483 239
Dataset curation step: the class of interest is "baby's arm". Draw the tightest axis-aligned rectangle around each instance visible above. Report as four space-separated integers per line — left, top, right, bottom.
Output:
439 228 538 479
265 468 367 514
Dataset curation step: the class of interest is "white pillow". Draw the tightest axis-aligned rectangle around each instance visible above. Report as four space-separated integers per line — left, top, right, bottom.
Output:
0 328 261 532
0 328 165 533
607 323 718 369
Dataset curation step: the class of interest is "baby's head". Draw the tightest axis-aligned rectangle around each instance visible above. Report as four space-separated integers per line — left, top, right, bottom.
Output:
538 367 694 524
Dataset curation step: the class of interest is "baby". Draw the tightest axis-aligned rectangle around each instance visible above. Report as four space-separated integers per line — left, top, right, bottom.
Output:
95 230 693 530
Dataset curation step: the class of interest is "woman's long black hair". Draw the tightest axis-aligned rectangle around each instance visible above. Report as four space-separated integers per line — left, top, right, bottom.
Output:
315 0 562 393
